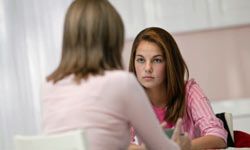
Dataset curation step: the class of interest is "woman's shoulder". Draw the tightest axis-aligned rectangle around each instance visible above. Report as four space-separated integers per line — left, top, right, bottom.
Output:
185 78 203 92
185 79 205 99
185 78 207 102
104 70 143 97
105 70 141 90
185 78 197 88
105 70 136 81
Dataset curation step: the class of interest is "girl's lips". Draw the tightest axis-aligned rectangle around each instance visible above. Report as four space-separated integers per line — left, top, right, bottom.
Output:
143 76 153 78
143 76 154 80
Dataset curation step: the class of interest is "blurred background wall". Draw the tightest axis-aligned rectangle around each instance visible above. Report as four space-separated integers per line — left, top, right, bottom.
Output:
0 0 250 150
113 0 250 100
123 25 250 100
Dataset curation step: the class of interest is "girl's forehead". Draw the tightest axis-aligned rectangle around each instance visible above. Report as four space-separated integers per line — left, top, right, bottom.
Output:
136 41 163 56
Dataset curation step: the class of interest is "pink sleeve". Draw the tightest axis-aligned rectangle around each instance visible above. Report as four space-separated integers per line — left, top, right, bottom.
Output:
123 74 180 150
187 80 228 143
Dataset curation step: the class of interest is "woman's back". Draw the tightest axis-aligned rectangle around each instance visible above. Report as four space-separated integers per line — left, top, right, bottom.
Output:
43 71 134 149
42 70 179 150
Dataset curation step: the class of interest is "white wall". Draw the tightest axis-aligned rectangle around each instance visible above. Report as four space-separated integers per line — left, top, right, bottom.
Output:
110 0 250 38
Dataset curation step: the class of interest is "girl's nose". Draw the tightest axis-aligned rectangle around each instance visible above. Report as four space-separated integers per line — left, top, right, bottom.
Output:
144 62 152 73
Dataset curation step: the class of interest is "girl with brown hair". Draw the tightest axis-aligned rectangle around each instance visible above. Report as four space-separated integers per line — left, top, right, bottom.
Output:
129 27 227 150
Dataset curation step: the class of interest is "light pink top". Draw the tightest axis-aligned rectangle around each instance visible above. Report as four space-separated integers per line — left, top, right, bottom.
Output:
42 71 180 150
131 79 227 143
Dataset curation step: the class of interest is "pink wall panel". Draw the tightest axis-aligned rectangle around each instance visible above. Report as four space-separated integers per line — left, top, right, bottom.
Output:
123 25 250 101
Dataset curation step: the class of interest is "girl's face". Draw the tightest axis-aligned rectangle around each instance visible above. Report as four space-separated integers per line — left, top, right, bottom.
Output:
134 41 166 90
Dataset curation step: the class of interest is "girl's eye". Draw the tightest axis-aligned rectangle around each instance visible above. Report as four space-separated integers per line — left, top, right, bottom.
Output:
153 58 163 63
136 58 145 63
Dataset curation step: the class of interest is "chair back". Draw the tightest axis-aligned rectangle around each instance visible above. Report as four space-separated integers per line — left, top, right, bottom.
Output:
14 130 87 150
216 112 234 147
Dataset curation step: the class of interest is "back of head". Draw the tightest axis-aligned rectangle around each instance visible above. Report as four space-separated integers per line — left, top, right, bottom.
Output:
48 0 124 83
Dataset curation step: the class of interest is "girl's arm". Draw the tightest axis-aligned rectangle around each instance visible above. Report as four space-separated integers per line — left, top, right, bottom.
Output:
187 80 227 149
191 135 226 150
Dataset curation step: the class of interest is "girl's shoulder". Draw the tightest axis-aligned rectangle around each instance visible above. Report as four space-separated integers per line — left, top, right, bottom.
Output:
185 78 207 103
185 78 202 93
185 78 196 89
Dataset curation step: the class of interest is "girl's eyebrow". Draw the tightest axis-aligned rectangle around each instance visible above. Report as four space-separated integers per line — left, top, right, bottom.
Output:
135 54 163 57
153 55 163 58
135 54 164 59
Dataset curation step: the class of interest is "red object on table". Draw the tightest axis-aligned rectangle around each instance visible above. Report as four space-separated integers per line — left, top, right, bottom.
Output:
234 130 250 147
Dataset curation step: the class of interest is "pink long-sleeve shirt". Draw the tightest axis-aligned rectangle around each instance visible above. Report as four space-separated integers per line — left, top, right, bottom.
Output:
131 79 227 144
42 70 179 150
181 79 227 142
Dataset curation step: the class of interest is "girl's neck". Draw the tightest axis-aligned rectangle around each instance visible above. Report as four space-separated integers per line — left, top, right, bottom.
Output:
146 86 167 108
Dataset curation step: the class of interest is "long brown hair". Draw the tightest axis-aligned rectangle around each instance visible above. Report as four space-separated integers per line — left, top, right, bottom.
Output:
129 27 189 124
47 0 124 83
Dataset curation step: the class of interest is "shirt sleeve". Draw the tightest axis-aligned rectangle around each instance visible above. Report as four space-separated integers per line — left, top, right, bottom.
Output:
123 74 180 150
187 79 228 143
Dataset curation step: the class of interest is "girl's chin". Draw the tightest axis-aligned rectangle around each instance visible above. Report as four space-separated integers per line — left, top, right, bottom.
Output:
141 82 163 90
141 83 155 89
